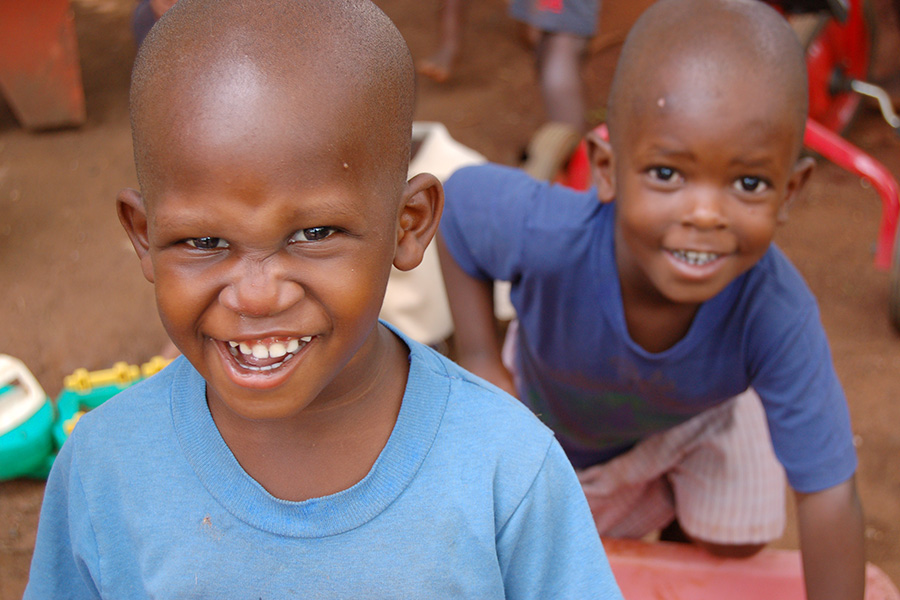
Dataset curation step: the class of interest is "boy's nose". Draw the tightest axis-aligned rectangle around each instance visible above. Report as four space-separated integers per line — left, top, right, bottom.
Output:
682 186 728 230
218 259 304 318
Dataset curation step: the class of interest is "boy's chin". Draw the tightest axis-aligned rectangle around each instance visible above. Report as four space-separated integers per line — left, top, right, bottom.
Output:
657 281 730 306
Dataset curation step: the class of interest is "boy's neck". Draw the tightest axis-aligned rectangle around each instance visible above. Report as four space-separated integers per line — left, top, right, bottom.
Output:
620 286 700 354
209 325 410 502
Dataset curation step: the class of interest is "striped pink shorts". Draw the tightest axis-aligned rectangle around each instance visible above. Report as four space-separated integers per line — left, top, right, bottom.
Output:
576 389 786 545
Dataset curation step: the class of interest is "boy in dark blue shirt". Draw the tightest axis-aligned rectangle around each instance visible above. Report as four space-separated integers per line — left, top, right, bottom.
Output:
439 0 864 598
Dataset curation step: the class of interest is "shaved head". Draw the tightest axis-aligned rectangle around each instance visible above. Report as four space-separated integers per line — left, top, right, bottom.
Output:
608 0 808 155
129 0 415 197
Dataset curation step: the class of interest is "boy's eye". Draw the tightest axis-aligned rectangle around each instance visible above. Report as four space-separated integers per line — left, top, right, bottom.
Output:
733 176 769 193
648 166 682 183
186 237 229 250
290 227 336 243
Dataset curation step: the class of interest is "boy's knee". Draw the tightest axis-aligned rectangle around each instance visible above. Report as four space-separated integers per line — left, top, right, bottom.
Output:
664 519 767 559
695 539 766 559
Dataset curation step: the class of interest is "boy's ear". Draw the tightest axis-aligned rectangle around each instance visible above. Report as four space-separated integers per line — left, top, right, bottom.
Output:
393 173 444 272
778 156 816 223
116 188 155 283
585 129 616 203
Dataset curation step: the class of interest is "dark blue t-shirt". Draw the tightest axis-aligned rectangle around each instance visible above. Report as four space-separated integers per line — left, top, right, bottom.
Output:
441 163 856 493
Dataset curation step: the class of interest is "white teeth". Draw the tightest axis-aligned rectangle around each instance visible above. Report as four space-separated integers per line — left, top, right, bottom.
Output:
244 363 278 372
673 249 719 266
227 336 310 366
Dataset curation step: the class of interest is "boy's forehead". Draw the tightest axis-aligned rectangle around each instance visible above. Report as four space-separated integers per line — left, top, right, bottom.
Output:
147 53 364 143
130 0 415 193
607 0 807 142
137 57 393 194
627 49 779 118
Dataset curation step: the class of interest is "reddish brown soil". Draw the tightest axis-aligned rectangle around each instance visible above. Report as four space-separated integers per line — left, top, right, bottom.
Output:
2 0 899 598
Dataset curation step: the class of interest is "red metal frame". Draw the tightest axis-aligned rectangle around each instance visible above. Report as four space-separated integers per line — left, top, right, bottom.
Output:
805 0 871 132
804 118 899 270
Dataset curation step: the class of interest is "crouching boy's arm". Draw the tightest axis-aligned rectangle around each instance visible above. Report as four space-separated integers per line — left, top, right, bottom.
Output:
795 475 865 600
437 234 517 396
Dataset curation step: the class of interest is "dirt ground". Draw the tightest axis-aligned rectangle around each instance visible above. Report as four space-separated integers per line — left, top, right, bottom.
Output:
1 0 900 597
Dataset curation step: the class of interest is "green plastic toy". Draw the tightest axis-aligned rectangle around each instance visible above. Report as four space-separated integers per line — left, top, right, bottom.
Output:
52 357 171 449
0 354 55 479
0 354 172 481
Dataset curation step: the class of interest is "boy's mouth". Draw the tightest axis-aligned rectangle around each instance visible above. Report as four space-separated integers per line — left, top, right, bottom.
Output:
224 336 312 372
668 249 721 266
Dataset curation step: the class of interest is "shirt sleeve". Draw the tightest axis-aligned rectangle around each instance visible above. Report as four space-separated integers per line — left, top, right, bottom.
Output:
495 439 624 600
23 437 102 600
440 164 536 283
746 256 857 493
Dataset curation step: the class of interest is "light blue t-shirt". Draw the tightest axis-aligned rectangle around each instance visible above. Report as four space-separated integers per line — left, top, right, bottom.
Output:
441 163 857 493
25 327 622 600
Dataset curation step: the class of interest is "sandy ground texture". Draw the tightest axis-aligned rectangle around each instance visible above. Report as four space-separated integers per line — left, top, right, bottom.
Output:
2 0 900 598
